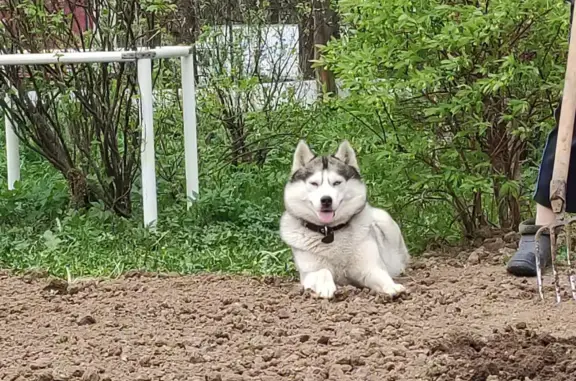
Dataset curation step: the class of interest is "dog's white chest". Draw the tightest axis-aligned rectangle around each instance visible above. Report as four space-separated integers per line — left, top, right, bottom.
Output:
290 225 375 283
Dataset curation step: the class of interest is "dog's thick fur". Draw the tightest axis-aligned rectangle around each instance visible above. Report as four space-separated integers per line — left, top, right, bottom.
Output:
279 140 410 298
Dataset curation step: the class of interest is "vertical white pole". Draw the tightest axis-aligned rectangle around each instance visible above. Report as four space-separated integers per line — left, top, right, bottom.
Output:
137 58 158 229
181 53 199 207
4 95 20 190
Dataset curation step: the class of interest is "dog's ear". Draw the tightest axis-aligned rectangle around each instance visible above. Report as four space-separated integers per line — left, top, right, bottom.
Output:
334 140 359 170
291 140 315 174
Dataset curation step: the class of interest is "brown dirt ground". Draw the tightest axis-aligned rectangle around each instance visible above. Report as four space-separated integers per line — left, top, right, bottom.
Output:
2 244 576 381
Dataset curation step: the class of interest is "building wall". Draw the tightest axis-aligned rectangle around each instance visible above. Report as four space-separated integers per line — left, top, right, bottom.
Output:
61 1 92 34
0 0 92 35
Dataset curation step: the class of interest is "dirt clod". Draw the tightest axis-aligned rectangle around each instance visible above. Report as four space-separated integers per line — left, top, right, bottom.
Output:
36 371 53 381
42 279 69 295
467 251 480 265
516 321 527 330
2 255 576 380
428 330 576 380
277 309 290 319
76 315 96 326
80 370 100 381
504 231 520 243
30 359 51 370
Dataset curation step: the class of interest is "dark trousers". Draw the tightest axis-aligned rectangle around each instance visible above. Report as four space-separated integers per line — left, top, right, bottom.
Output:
533 0 576 212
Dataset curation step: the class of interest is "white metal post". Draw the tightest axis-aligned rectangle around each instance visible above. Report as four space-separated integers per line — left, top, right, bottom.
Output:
137 58 158 229
4 95 20 190
0 46 196 224
181 54 199 206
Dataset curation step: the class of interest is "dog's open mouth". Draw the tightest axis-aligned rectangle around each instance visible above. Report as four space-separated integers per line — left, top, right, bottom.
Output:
317 210 335 224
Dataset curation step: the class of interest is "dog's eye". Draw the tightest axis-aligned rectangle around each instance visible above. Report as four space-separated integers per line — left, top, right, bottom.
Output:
333 181 342 186
310 182 319 187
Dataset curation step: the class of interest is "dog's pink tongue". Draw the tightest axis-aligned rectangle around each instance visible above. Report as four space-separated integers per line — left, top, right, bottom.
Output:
318 211 335 224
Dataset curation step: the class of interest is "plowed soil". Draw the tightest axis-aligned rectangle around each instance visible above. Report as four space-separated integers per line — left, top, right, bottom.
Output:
2 243 576 381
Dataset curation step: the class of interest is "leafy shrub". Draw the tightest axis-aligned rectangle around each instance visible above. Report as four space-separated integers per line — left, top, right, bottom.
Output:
0 0 177 216
320 0 569 238
1 0 567 278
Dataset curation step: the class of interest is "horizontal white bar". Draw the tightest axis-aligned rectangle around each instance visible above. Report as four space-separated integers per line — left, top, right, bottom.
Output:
152 46 193 59
0 46 193 66
7 45 192 55
0 51 129 65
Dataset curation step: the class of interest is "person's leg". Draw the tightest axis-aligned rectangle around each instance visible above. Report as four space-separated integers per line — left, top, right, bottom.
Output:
507 104 576 276
535 203 556 226
507 0 576 277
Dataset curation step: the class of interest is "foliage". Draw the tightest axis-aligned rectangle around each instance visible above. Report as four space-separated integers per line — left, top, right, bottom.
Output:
193 3 312 167
0 98 458 278
0 0 570 278
319 0 569 237
0 121 292 278
0 0 177 217
0 95 337 279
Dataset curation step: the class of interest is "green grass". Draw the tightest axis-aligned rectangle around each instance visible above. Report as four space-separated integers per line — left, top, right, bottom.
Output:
0 151 298 279
0 101 541 280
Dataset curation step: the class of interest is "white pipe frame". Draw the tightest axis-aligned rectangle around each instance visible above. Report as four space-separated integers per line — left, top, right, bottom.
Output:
0 46 199 229
3 95 19 190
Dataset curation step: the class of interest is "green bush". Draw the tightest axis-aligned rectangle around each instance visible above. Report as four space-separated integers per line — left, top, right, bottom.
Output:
1 0 568 278
319 0 569 238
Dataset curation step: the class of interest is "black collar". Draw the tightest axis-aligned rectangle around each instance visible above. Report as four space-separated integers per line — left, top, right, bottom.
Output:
303 221 348 244
294 204 366 244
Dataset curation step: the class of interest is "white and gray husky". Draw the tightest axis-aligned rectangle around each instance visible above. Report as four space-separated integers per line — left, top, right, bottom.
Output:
279 140 410 299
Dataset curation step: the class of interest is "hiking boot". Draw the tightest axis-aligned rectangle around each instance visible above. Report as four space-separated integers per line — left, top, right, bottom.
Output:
506 218 551 277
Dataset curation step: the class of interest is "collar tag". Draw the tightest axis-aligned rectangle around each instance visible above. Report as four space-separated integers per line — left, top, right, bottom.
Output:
321 232 335 244
321 226 335 244
303 221 342 244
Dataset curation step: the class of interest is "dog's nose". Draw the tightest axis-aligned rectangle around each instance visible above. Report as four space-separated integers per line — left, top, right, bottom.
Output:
320 196 332 208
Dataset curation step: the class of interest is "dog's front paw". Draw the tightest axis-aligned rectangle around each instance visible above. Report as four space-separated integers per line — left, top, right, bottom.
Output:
380 283 406 297
302 269 336 299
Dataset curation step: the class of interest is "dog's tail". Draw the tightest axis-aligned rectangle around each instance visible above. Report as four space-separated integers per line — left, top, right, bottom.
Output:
370 208 410 277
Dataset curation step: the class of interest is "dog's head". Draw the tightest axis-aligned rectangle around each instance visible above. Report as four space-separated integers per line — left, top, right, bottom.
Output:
283 140 367 226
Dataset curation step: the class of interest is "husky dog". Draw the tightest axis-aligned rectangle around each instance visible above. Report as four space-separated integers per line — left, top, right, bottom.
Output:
279 140 410 299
